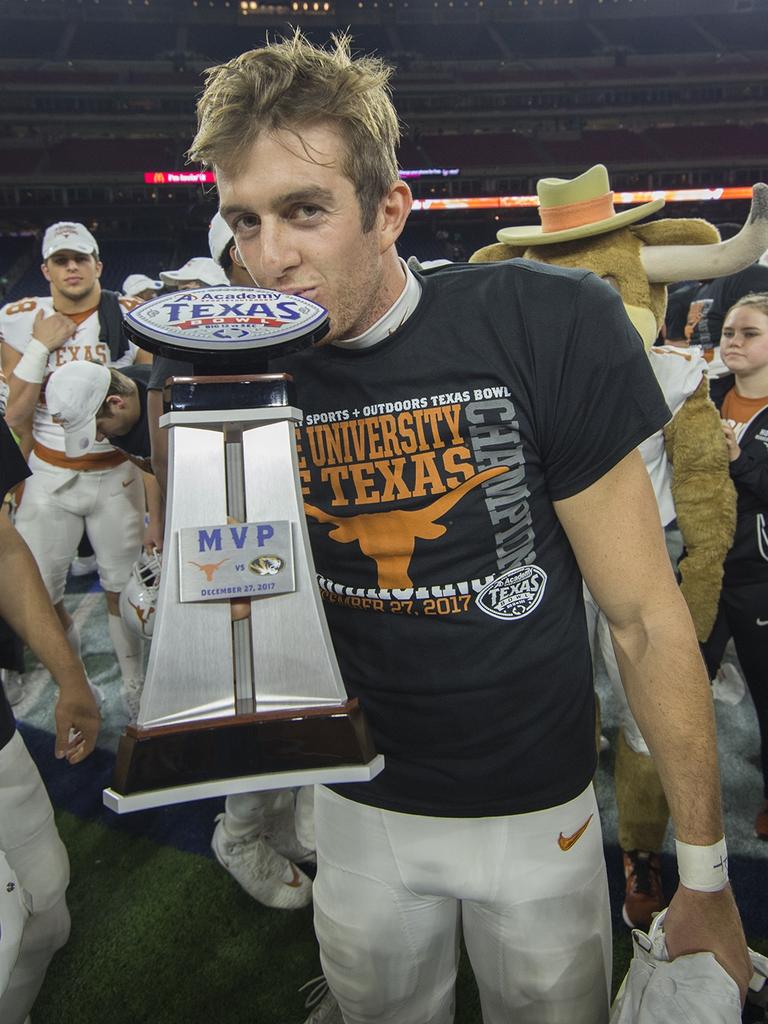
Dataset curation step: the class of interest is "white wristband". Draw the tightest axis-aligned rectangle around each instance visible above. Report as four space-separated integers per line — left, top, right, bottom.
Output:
14 339 50 384
675 836 729 892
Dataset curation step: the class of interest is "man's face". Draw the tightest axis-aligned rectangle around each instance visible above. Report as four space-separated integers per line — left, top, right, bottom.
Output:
42 251 102 304
217 123 397 343
95 397 137 441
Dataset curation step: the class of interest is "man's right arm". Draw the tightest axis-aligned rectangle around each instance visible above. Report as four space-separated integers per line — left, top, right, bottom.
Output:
0 346 33 453
2 310 75 431
142 470 164 552
148 387 168 497
0 511 100 762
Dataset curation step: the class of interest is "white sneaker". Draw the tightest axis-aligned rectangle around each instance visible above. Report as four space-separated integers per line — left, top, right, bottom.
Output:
299 977 344 1024
70 554 98 577
211 814 312 910
1 670 24 706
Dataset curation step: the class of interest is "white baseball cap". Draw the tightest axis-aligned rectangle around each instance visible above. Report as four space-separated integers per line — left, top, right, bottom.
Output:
160 256 228 288
122 273 163 297
42 221 99 260
45 360 111 457
208 212 234 264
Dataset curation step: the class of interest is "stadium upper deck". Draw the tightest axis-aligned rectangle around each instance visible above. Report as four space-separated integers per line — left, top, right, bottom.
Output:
0 0 766 244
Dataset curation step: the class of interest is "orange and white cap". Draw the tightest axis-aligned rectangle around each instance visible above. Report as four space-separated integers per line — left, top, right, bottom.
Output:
42 222 99 259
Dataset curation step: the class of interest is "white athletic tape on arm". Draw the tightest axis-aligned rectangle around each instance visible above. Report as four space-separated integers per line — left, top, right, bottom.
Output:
675 836 729 892
13 339 50 383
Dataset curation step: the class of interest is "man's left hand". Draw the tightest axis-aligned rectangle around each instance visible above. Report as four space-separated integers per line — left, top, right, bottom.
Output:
664 883 752 1003
54 684 101 764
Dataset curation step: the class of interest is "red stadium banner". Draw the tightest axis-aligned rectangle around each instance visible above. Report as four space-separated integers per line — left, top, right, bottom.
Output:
144 168 457 184
143 171 754 207
144 170 216 185
413 186 754 211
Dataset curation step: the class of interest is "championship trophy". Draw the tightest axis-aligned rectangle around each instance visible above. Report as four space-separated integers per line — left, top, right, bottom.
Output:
103 286 383 813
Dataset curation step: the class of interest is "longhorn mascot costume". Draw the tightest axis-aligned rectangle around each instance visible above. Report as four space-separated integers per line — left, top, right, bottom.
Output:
471 165 768 928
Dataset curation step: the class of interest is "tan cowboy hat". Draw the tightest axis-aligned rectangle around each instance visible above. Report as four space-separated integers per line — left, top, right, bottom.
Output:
497 164 665 246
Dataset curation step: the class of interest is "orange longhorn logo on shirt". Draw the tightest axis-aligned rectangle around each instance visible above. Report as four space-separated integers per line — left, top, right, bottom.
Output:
304 465 508 589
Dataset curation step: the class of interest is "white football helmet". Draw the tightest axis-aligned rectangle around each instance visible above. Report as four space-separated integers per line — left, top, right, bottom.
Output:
119 548 162 640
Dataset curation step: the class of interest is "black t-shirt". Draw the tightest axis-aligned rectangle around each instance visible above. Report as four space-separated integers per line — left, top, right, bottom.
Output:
279 260 670 817
689 263 768 348
111 363 152 466
0 419 32 750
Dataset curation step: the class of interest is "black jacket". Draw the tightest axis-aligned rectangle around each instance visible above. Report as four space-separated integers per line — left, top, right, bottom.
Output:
711 373 768 585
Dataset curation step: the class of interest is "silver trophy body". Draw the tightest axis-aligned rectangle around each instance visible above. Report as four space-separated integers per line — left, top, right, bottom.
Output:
104 288 383 813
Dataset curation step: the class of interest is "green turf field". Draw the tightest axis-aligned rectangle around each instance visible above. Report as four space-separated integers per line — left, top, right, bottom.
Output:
34 811 644 1024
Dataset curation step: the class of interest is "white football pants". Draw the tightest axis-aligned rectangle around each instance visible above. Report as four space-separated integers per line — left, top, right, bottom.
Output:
15 455 143 603
0 731 70 1024
313 783 611 1024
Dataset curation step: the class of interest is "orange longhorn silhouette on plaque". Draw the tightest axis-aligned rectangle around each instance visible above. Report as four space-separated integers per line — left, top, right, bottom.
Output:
305 466 509 589
188 558 230 582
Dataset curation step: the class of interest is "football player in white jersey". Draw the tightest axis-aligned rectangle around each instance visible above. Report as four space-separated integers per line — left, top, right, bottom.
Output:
121 273 163 303
1 221 152 716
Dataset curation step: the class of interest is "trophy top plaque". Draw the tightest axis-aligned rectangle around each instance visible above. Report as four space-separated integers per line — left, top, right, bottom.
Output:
124 285 329 367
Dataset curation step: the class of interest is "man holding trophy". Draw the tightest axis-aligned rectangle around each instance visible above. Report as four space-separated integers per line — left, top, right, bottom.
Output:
175 30 752 1024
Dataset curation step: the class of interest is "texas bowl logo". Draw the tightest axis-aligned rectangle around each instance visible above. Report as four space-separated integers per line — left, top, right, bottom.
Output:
124 286 328 353
475 565 547 621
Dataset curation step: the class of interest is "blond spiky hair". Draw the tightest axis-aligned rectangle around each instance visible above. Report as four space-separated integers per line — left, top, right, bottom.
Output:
189 30 401 232
728 291 768 322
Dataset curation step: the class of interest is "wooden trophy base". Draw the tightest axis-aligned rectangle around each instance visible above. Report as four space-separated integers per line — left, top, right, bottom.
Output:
103 698 384 814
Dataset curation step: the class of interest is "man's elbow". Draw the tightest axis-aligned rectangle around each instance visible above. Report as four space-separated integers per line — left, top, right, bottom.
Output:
609 588 699 651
